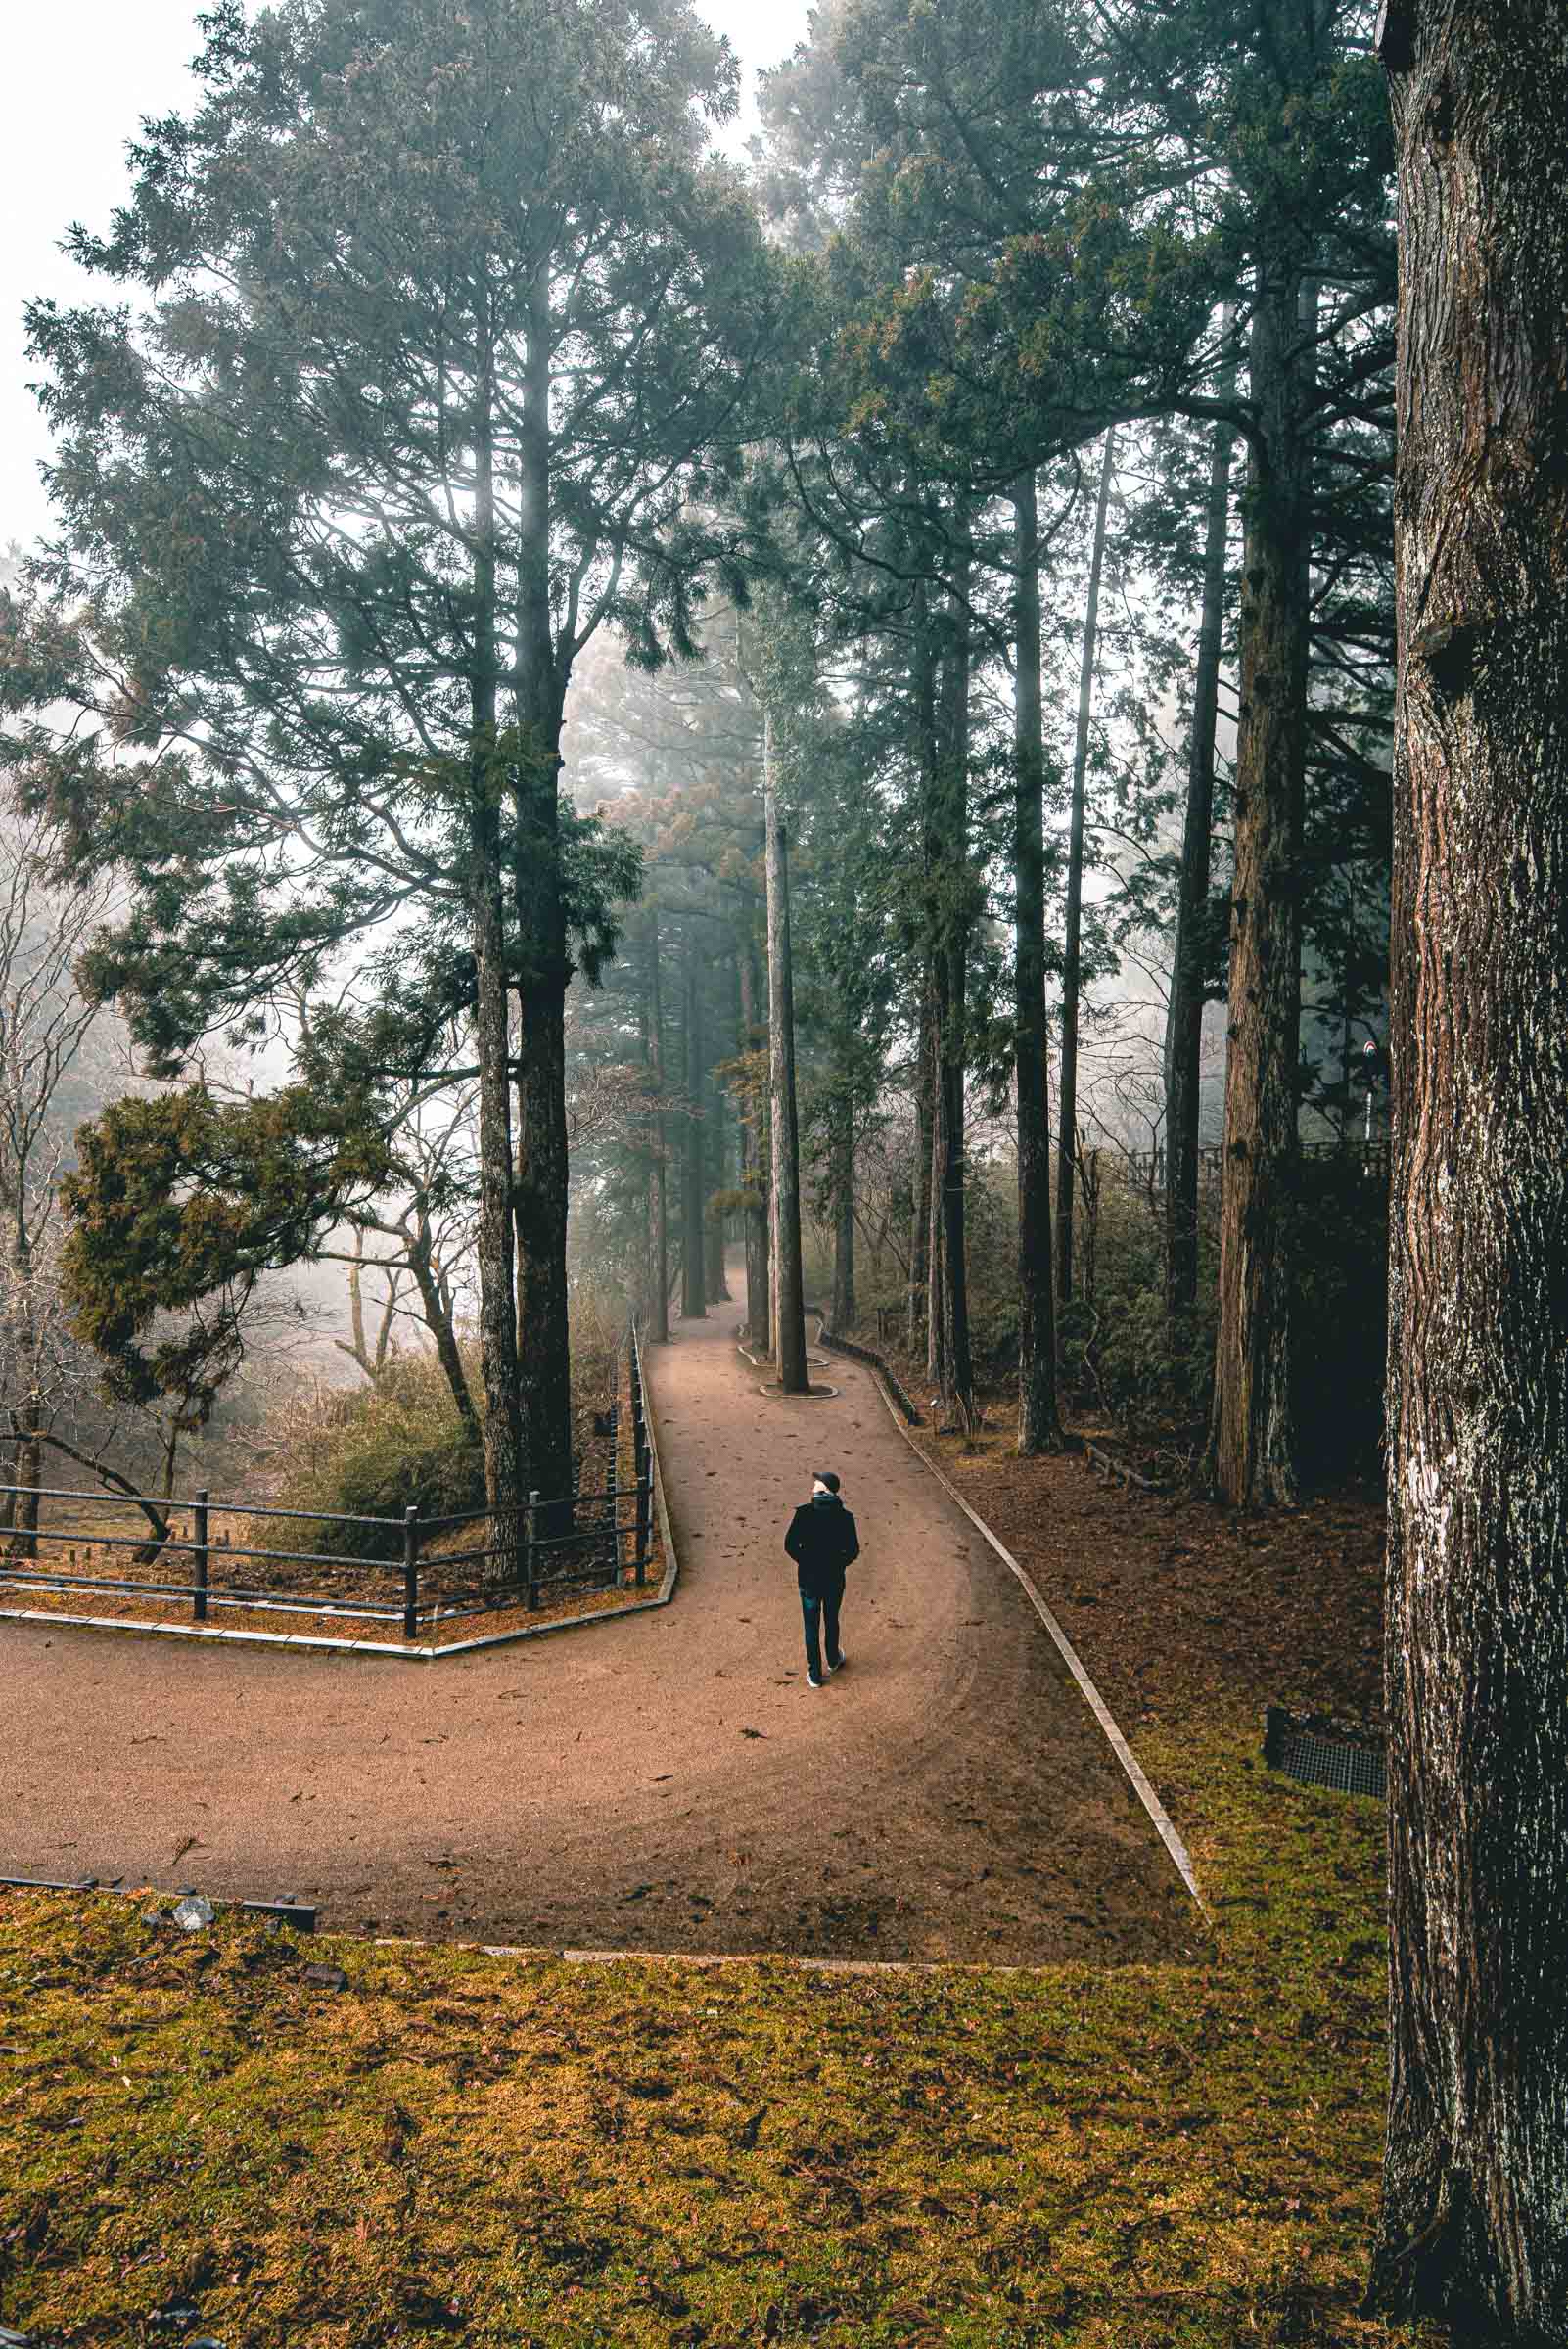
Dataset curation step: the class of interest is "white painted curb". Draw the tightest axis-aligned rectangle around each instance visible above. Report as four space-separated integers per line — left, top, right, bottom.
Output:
842 1340 1209 1920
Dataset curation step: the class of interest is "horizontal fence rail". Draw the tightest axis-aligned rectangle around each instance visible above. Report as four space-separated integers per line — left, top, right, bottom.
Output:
0 1335 657 1646
1108 1135 1392 1191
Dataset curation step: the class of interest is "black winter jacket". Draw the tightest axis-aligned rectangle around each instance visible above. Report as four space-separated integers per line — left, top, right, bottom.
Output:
784 1494 860 1596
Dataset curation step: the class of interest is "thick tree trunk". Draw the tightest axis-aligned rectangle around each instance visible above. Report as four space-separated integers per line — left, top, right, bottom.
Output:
1013 472 1064 1451
1368 8 1568 2336
1056 429 1117 1308
705 1062 729 1302
466 316 524 1546
680 933 707 1321
515 966 572 1508
512 260 574 1519
1165 340 1236 1318
1206 258 1314 1509
9 1400 41 1559
925 1064 947 1394
925 555 975 1419
914 592 947 1393
738 934 769 1347
648 912 670 1344
907 971 933 1354
764 709 808 1394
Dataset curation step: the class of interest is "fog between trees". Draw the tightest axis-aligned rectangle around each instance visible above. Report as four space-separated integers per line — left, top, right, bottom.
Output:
1 0 1565 2332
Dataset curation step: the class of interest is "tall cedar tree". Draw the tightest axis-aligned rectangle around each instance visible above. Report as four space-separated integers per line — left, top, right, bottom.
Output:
1012 471 1064 1451
1054 428 1117 1308
13 0 775 1523
1163 350 1237 1317
1369 1 1568 2334
793 0 1393 1500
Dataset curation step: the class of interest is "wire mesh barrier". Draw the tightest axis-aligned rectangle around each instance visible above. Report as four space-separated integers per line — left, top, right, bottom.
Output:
0 1330 660 1648
1263 1705 1387 1800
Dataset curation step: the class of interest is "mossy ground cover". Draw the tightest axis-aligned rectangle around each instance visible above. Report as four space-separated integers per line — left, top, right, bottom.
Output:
1 1439 1437 2349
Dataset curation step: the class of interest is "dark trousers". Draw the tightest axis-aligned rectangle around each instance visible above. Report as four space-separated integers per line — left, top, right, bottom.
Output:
801 1581 844 1679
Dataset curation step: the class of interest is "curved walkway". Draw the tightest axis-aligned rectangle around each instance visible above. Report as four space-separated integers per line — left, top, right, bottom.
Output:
0 1298 1196 1963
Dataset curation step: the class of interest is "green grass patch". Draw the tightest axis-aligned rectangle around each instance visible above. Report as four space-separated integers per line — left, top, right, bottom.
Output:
0 1720 1442 2348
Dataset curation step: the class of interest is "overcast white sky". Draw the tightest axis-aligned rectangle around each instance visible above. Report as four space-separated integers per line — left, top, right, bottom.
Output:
0 0 814 554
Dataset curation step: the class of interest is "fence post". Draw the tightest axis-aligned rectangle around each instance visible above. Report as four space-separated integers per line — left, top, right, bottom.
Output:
526 1490 540 1610
193 1489 209 1625
402 1504 420 1641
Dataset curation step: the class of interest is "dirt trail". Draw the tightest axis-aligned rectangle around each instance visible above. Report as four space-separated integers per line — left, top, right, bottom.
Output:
0 1292 1199 1962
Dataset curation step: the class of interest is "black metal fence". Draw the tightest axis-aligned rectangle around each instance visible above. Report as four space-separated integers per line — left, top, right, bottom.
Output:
0 1325 660 1646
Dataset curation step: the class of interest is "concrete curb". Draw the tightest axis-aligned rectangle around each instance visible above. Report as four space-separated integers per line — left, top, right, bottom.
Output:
808 1315 924 1424
832 1329 1208 1920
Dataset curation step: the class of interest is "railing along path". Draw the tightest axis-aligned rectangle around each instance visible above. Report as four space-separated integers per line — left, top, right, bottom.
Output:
0 1327 657 1644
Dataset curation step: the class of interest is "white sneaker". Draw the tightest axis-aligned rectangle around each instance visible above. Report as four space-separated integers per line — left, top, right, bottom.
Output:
827 1655 846 1674
807 1672 824 1689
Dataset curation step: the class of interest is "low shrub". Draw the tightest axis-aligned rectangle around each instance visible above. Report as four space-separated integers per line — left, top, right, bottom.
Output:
261 1354 484 1561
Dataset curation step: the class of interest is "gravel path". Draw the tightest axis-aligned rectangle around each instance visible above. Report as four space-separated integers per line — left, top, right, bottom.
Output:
0 1299 1199 1962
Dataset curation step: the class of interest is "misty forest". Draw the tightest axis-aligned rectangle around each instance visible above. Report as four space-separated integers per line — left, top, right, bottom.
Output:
2 2 1566 2345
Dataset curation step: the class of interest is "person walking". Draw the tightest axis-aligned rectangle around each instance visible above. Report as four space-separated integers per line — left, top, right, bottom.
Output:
784 1469 859 1689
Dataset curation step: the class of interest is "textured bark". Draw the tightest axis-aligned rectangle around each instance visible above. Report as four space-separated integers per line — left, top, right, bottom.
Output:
8 1400 41 1555
469 822 523 1524
738 934 769 1347
831 1110 855 1332
466 313 524 1539
648 912 670 1343
1012 472 1064 1451
515 965 572 1508
1207 259 1314 1509
680 934 707 1321
925 1060 947 1395
513 260 573 1516
1165 339 1236 1318
1056 429 1117 1307
764 711 808 1394
928 557 975 1419
1368 6 1568 2335
705 1060 729 1302
907 969 933 1353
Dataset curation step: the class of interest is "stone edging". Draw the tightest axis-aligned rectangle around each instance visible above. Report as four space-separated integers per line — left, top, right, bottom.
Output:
807 1313 924 1425
732 1332 833 1392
